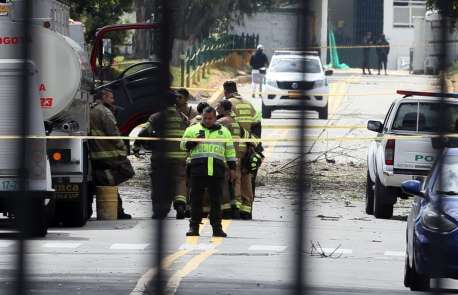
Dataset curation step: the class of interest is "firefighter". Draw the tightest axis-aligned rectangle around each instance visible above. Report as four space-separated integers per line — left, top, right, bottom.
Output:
189 101 210 125
89 88 134 220
223 81 260 219
132 92 189 219
176 88 198 123
181 106 236 237
216 100 246 219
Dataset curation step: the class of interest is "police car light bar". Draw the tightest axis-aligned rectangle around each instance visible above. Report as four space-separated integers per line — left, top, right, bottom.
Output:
397 90 458 99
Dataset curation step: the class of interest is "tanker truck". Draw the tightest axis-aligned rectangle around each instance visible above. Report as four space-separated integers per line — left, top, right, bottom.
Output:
0 0 93 236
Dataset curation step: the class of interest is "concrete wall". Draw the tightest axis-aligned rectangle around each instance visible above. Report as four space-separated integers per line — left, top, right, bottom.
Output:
231 1 328 63
383 0 416 70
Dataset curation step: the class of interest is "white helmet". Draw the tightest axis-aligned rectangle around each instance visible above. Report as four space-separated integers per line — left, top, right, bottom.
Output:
257 44 264 50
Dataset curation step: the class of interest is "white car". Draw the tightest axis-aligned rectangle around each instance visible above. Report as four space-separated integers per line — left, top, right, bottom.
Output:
366 90 458 219
261 51 332 119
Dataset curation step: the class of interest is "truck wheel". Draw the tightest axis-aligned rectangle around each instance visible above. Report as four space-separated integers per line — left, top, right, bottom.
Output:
262 103 272 119
61 183 88 227
318 104 329 120
365 171 374 215
17 197 48 237
373 176 394 219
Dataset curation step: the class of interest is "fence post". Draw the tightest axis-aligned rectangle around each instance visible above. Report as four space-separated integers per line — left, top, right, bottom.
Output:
186 48 191 88
180 53 185 87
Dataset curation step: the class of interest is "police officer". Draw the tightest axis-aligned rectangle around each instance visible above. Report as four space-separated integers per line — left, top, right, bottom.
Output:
89 88 134 219
132 92 189 219
189 101 210 125
223 81 260 219
181 106 236 237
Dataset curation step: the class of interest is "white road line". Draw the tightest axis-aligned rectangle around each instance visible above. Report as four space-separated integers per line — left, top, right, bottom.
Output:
384 251 405 257
319 248 353 255
42 242 81 249
179 243 215 251
248 245 287 252
0 241 14 248
110 243 149 250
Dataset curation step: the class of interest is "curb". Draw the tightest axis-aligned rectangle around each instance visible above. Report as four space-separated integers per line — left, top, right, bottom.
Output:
207 75 251 106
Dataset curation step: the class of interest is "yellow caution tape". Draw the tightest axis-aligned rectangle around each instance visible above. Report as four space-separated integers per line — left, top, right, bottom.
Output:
0 134 455 143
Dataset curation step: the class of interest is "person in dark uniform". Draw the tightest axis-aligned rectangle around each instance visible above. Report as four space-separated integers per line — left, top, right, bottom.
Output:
376 34 390 75
362 31 373 75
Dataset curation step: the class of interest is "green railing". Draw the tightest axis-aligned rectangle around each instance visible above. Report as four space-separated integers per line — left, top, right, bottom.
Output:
180 33 259 87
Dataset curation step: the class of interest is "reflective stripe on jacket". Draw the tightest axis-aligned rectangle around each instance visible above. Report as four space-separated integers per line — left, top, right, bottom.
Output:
227 93 259 131
181 123 236 177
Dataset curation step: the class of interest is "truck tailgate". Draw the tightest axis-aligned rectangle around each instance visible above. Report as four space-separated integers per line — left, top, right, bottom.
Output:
394 136 436 171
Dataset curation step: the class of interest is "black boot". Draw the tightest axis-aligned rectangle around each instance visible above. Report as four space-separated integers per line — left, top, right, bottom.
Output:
186 224 200 236
175 204 186 220
222 210 232 220
212 225 227 238
231 207 241 220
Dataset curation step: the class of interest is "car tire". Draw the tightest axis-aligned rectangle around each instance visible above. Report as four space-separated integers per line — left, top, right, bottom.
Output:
262 103 272 119
17 197 48 237
318 104 328 120
365 171 374 215
408 252 430 291
373 176 394 219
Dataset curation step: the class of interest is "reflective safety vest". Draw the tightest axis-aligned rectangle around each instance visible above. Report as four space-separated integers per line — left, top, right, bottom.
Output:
227 93 259 131
89 103 128 161
181 123 236 177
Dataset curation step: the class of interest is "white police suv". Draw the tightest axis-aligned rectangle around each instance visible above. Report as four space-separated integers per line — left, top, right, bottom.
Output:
261 51 332 119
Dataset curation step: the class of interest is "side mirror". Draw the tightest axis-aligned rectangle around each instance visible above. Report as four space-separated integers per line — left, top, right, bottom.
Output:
367 120 383 133
401 180 424 197
325 69 333 76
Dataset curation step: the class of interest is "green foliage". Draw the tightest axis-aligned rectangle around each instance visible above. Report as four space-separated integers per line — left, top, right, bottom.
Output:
68 0 134 44
427 0 458 18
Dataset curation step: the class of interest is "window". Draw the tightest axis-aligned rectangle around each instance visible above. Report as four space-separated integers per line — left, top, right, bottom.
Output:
270 58 321 73
393 0 426 28
391 102 458 132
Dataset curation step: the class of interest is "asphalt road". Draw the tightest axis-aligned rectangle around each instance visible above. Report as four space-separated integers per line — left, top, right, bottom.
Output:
1 71 455 295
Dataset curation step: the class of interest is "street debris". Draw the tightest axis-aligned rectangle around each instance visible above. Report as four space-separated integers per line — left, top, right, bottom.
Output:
309 241 343 259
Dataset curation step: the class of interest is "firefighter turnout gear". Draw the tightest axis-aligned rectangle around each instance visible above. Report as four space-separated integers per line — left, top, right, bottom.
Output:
135 106 190 219
181 122 236 236
89 102 134 219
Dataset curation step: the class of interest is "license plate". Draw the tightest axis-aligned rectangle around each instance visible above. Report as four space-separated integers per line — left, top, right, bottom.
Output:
288 91 305 97
0 180 17 191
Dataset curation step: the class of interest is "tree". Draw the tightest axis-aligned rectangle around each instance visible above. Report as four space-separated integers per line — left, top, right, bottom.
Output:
427 0 458 18
145 0 298 64
69 0 134 44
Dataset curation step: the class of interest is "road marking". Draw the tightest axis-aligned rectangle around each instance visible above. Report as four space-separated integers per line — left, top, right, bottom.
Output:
248 245 287 252
179 243 215 251
42 242 81 249
0 241 14 248
129 220 209 295
110 243 149 250
167 220 232 294
384 251 405 257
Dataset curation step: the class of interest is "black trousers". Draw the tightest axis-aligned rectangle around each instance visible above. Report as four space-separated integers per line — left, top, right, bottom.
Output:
378 55 388 72
190 176 224 227
362 51 371 72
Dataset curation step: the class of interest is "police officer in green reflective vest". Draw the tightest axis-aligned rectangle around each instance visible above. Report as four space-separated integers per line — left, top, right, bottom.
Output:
181 106 236 237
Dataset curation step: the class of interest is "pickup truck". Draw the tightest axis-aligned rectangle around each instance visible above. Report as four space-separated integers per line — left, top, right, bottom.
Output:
366 90 458 219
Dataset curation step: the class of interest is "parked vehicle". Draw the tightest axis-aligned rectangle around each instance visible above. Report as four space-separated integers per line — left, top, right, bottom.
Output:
261 50 332 119
0 0 161 236
402 145 458 291
366 90 458 219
